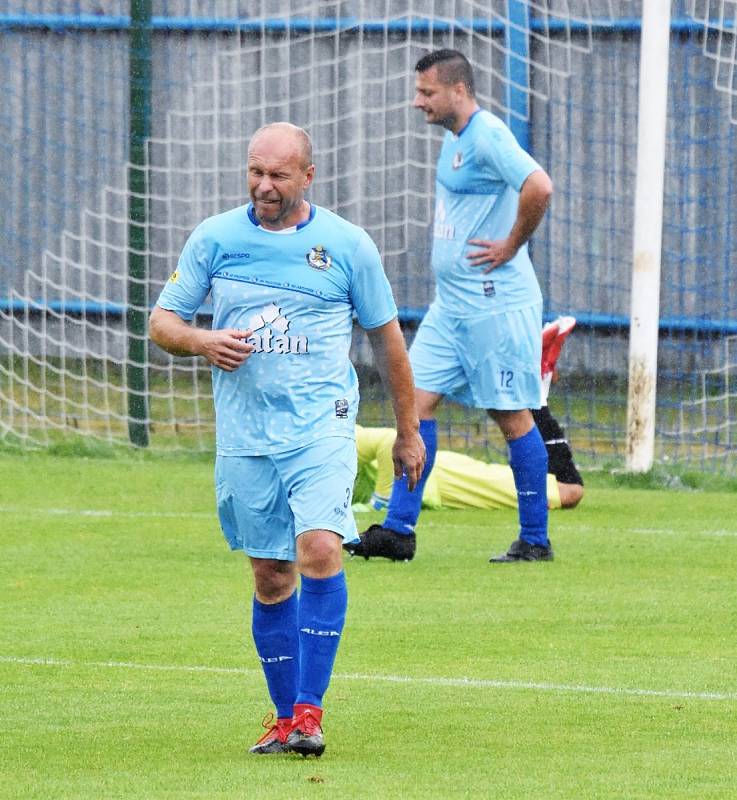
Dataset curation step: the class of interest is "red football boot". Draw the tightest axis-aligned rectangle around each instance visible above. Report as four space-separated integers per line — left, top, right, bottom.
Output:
249 712 292 755
286 703 325 758
541 316 576 378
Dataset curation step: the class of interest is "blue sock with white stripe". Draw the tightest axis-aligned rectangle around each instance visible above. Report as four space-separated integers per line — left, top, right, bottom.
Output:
383 419 437 535
251 591 299 719
508 425 549 547
296 571 347 708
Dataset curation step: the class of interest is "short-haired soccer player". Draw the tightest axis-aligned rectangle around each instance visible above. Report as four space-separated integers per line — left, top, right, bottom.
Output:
149 123 424 757
350 49 555 564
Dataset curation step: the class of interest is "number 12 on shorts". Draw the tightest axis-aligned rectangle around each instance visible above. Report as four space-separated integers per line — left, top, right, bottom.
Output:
499 369 514 388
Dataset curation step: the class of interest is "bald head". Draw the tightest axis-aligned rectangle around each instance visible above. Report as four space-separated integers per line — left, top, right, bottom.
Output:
248 122 313 170
247 122 315 230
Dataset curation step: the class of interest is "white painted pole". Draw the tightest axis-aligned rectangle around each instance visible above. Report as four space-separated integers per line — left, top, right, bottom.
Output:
626 0 672 472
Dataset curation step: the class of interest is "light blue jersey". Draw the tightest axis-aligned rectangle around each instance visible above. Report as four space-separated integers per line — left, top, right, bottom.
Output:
156 204 397 455
431 109 543 316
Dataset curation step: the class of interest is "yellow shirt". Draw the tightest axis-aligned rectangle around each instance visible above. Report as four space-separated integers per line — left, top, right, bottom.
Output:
356 424 561 511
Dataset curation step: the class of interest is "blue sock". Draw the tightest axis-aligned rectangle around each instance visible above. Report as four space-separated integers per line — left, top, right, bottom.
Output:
251 591 298 719
508 425 549 547
383 419 437 535
296 571 347 708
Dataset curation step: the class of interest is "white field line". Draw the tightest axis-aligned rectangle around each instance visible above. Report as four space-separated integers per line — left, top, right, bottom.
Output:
0 506 213 519
424 521 737 538
0 655 735 702
2 507 735 537
544 522 736 538
630 527 737 537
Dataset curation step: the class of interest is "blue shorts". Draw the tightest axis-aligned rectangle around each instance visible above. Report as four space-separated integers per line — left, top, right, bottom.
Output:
215 437 358 561
410 302 542 410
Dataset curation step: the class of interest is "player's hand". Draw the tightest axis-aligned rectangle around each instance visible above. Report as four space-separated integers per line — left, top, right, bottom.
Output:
466 237 518 273
199 329 254 371
392 429 426 492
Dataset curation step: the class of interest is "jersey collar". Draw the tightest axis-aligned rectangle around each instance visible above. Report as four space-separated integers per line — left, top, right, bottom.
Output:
454 108 482 139
246 203 316 231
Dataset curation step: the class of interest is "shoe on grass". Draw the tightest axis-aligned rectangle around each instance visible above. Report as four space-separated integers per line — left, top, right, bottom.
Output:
489 537 554 563
343 524 416 561
287 703 325 758
249 712 292 755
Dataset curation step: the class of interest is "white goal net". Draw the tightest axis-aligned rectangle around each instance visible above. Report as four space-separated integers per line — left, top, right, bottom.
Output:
1 0 736 473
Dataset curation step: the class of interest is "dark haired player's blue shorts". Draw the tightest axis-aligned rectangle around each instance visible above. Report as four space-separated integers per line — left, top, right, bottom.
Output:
214 436 359 561
410 302 542 410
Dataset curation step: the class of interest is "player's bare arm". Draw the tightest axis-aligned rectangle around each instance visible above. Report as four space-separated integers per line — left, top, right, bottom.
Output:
149 306 254 372
365 320 425 490
466 168 553 273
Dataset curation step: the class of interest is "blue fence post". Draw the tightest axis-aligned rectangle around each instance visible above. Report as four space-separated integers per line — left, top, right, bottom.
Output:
505 0 531 152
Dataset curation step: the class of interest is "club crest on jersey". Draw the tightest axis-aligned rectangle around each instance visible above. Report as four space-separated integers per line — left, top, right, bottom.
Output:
168 270 179 283
452 151 464 169
306 245 332 271
246 303 309 354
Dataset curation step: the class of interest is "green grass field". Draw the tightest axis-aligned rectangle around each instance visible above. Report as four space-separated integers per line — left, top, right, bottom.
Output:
2 451 736 799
